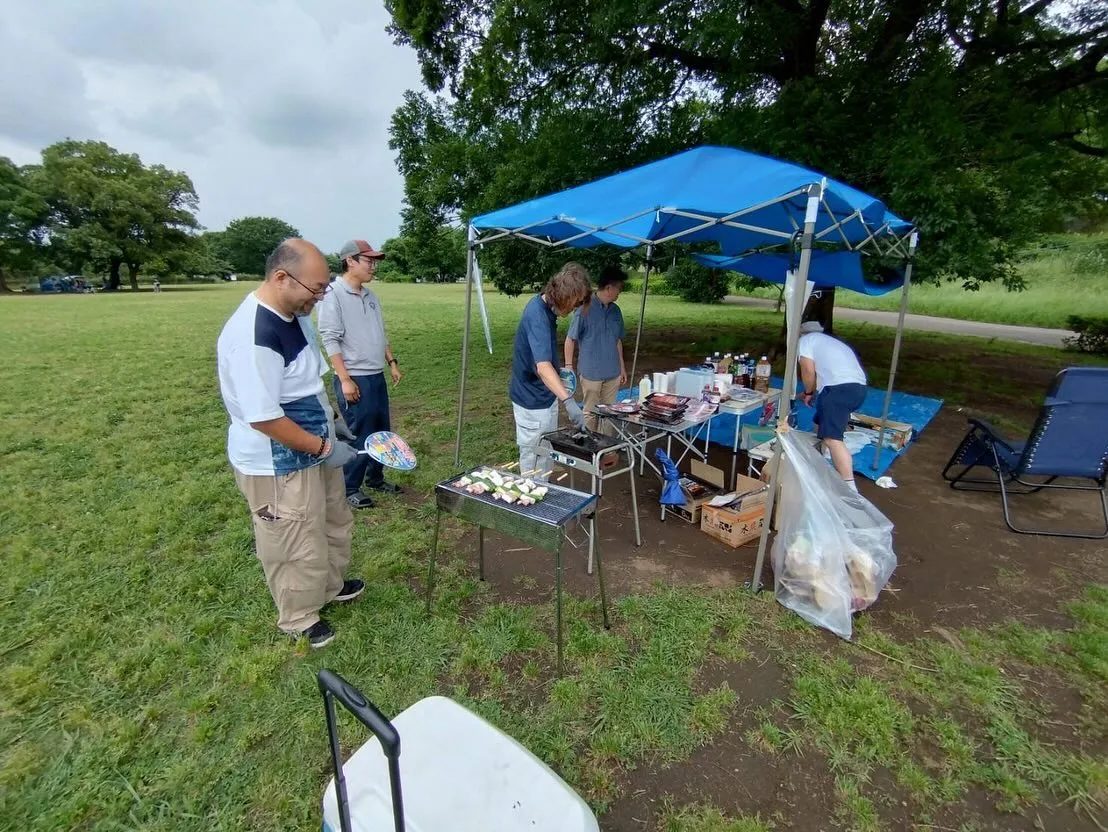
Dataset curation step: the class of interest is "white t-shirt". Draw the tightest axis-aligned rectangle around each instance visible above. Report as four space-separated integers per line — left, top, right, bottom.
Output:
217 293 335 476
797 332 867 392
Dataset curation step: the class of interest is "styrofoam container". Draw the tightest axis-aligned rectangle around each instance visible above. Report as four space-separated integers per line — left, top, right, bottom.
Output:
675 369 713 398
322 696 599 832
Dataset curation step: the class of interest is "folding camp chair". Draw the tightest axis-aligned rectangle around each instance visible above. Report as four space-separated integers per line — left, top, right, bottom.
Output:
941 367 1108 539
318 670 600 832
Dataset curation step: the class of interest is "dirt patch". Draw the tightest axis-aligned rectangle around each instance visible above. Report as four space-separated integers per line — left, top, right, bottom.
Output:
425 334 1106 831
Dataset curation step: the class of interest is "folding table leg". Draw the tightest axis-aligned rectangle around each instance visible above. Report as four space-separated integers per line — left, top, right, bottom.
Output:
424 509 442 614
478 526 485 581
555 538 564 675
629 462 642 546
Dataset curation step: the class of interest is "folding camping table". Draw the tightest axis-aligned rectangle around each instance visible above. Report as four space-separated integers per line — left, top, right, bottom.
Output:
424 469 609 674
710 389 782 484
599 408 717 482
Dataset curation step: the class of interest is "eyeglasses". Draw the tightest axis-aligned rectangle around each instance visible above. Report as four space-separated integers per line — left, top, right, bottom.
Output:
281 269 332 298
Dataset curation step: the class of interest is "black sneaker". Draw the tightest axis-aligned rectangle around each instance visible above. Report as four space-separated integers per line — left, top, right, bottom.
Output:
333 579 365 603
291 619 335 649
347 492 375 509
367 482 403 494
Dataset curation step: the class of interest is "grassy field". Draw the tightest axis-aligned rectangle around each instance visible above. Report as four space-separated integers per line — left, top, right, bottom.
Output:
731 233 1108 329
2 283 1105 831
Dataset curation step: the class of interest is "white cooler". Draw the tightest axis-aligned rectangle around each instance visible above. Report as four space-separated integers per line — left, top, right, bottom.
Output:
320 670 599 832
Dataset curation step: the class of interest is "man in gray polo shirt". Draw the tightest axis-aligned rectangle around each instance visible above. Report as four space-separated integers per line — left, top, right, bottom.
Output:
564 265 627 435
316 239 403 508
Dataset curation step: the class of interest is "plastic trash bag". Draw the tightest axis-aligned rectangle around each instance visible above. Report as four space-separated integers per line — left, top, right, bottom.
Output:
654 448 687 506
770 430 897 640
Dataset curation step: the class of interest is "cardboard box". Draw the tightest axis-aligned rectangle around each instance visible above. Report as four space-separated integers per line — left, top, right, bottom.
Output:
664 460 724 524
701 503 766 548
714 473 769 512
849 413 913 450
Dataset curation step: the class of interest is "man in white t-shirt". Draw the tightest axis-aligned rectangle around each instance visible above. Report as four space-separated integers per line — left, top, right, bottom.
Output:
216 238 364 649
797 322 868 492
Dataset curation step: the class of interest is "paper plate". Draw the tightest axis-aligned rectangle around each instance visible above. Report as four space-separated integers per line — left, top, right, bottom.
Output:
559 367 578 395
360 430 418 470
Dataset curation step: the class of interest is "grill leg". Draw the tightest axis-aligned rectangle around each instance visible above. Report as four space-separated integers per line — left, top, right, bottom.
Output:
478 526 485 581
587 471 597 575
424 509 442 614
555 538 564 675
593 518 610 630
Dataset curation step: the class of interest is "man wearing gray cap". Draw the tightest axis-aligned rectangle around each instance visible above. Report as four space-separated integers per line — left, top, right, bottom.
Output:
317 240 404 508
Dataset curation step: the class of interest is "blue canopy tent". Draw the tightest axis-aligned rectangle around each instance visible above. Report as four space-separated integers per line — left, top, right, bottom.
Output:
460 145 918 591
692 251 906 296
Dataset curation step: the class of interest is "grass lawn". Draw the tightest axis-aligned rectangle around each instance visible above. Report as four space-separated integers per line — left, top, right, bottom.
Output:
2 283 1105 831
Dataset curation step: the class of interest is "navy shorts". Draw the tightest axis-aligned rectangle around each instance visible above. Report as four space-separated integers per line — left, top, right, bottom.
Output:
814 383 867 441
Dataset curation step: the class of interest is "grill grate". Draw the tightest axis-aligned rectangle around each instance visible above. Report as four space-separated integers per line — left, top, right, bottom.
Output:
437 468 596 528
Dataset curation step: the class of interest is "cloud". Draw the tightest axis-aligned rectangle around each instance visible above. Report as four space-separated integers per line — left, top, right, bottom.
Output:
0 16 97 147
0 0 425 251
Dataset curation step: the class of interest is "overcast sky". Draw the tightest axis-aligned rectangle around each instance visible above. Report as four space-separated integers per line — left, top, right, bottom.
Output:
0 0 425 253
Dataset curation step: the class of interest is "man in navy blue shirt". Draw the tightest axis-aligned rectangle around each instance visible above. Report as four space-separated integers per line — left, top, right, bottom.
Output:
510 262 592 479
564 265 627 435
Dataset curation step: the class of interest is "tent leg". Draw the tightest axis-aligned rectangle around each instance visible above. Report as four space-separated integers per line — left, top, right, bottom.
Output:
454 243 476 468
628 244 654 388
873 232 918 472
751 184 822 592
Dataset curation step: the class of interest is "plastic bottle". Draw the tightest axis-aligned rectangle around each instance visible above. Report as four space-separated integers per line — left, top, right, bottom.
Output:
754 355 772 393
738 353 750 388
639 374 653 403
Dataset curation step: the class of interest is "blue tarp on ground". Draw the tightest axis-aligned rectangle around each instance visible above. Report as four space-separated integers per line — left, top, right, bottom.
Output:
693 251 906 296
471 146 912 254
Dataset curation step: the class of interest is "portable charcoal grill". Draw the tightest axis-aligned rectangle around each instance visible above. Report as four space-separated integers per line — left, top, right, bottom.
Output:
543 428 642 574
425 468 610 673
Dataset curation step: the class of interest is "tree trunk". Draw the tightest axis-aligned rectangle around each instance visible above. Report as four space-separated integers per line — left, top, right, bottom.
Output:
108 259 122 290
127 262 140 291
0 267 11 294
803 286 836 335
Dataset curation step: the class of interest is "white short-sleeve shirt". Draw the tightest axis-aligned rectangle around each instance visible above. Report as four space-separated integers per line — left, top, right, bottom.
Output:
797 332 867 392
217 293 334 476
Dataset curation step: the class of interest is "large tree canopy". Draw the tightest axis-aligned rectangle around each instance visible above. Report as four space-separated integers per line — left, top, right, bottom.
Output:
386 0 1107 294
0 158 48 293
212 216 302 276
36 141 199 290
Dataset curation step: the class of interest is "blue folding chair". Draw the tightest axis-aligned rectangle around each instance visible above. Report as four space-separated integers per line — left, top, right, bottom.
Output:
941 367 1108 539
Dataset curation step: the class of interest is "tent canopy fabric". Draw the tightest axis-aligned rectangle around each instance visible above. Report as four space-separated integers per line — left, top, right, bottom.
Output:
693 251 906 296
470 146 913 256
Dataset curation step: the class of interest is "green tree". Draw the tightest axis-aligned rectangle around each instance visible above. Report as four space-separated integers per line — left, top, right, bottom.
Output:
386 0 1108 299
215 216 301 275
378 222 468 283
0 157 48 293
665 258 732 305
36 140 199 290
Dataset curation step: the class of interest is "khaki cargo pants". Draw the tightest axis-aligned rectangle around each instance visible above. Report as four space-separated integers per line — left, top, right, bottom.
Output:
234 464 354 634
580 376 622 435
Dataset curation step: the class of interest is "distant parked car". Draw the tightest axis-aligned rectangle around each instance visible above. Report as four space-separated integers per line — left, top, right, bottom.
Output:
38 275 94 294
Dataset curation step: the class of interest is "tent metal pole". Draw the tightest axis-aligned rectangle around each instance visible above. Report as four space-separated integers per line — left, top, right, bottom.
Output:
873 231 919 472
629 244 654 387
751 184 823 593
454 241 476 467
